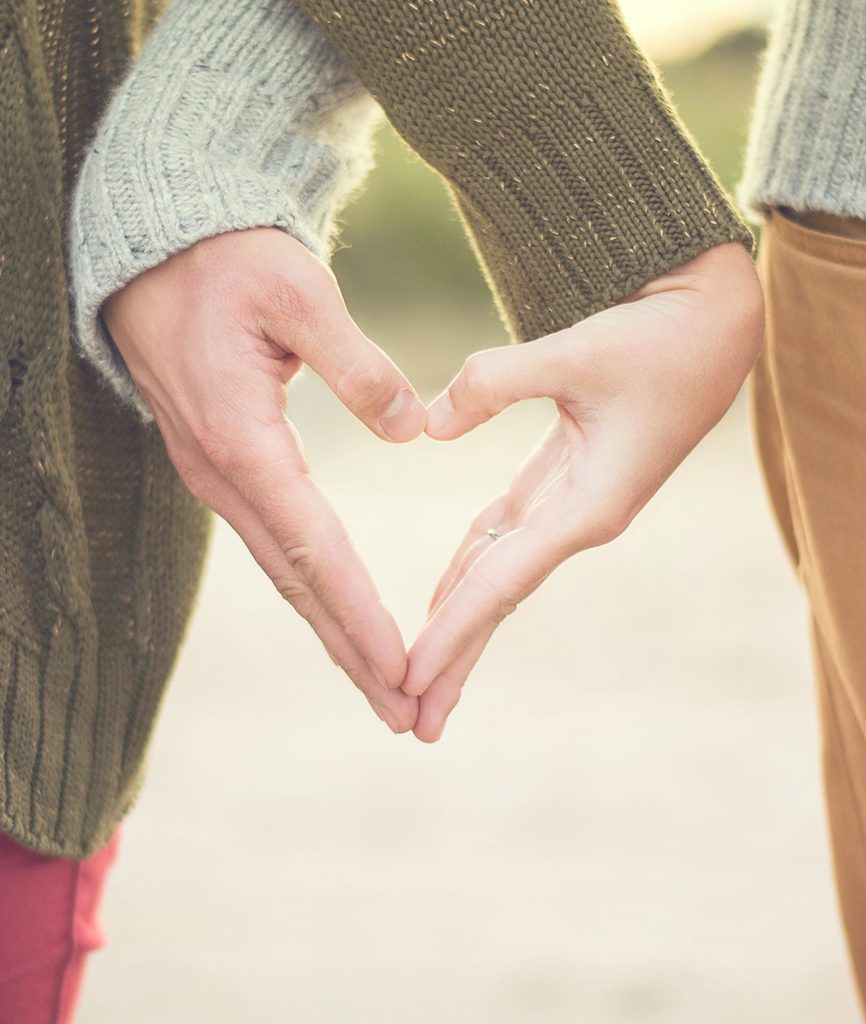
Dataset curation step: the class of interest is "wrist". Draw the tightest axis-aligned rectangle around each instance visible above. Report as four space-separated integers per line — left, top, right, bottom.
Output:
679 244 765 357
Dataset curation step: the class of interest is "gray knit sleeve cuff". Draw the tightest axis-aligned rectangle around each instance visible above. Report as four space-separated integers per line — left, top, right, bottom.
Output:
737 1 866 225
67 0 383 423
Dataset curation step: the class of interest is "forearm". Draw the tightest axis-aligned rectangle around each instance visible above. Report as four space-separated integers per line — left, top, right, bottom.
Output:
292 0 755 343
68 0 383 421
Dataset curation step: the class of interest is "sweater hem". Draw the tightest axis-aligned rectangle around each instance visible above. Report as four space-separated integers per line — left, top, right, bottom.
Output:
736 182 866 228
0 782 144 860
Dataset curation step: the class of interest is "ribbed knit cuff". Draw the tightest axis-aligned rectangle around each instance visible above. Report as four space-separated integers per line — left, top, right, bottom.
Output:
67 0 383 423
294 0 755 344
737 0 866 224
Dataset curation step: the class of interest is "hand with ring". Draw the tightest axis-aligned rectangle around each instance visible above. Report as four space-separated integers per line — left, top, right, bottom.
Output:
402 241 764 742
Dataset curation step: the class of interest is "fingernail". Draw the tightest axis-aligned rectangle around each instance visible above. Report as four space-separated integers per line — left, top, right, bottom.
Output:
370 700 400 733
380 389 425 441
426 393 454 435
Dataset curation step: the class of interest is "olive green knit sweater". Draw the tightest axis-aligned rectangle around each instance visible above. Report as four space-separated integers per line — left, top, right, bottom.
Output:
1 0 751 858
1 0 212 858
291 0 754 343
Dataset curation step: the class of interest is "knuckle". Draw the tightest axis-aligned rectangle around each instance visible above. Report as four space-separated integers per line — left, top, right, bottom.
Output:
337 357 395 412
431 675 464 717
173 454 211 503
282 544 320 584
473 568 518 624
588 520 623 549
343 656 374 692
460 353 496 411
273 575 315 618
190 420 241 475
583 499 637 548
260 262 334 337
190 412 267 491
444 686 464 717
161 432 214 503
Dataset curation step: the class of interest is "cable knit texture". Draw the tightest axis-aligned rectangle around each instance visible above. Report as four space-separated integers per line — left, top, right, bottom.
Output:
291 0 754 345
69 0 384 421
738 0 866 222
1 0 374 860
1 0 214 860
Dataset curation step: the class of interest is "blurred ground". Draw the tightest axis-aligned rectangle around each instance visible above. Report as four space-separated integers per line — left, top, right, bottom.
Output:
80 16 862 1024
79 374 860 1023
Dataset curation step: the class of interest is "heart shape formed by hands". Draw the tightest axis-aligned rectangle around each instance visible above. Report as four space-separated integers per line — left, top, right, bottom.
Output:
104 229 763 745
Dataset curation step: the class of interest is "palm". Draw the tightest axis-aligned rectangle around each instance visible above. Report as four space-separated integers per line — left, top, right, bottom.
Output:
503 408 585 532
428 409 580 615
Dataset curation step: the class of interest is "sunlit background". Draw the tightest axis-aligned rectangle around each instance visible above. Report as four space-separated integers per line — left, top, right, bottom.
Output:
81 3 861 1022
622 0 774 58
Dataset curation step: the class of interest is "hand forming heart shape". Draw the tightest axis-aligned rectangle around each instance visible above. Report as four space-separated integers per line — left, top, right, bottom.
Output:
104 228 764 744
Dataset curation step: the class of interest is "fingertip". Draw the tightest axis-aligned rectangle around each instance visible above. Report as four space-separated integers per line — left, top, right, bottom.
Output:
424 422 464 442
402 648 435 696
412 721 443 744
424 408 475 442
370 689 418 734
379 389 427 443
382 712 414 735
413 697 448 743
391 714 418 735
401 674 429 698
393 692 420 734
362 609 409 690
366 656 408 693
424 392 455 439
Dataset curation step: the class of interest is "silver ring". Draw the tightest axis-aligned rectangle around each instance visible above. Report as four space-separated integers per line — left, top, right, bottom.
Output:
486 527 501 541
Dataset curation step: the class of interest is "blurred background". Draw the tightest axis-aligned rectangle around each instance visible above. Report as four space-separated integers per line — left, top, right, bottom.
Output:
82 2 863 1022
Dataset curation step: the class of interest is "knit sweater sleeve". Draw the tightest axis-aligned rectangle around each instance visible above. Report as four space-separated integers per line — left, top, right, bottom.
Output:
291 0 755 345
67 0 384 422
737 1 866 224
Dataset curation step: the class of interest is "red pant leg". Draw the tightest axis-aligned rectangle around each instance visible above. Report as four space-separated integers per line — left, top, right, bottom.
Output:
0 829 120 1024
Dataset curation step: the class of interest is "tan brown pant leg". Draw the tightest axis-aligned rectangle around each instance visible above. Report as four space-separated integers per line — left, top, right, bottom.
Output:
751 208 866 1014
748 306 801 574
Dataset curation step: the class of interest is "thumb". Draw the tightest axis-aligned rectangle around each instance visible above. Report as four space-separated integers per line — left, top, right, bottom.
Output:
319 321 427 443
258 242 426 443
425 330 582 440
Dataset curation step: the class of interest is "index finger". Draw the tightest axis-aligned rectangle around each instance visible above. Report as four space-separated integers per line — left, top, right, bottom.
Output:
206 418 409 691
404 525 555 698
